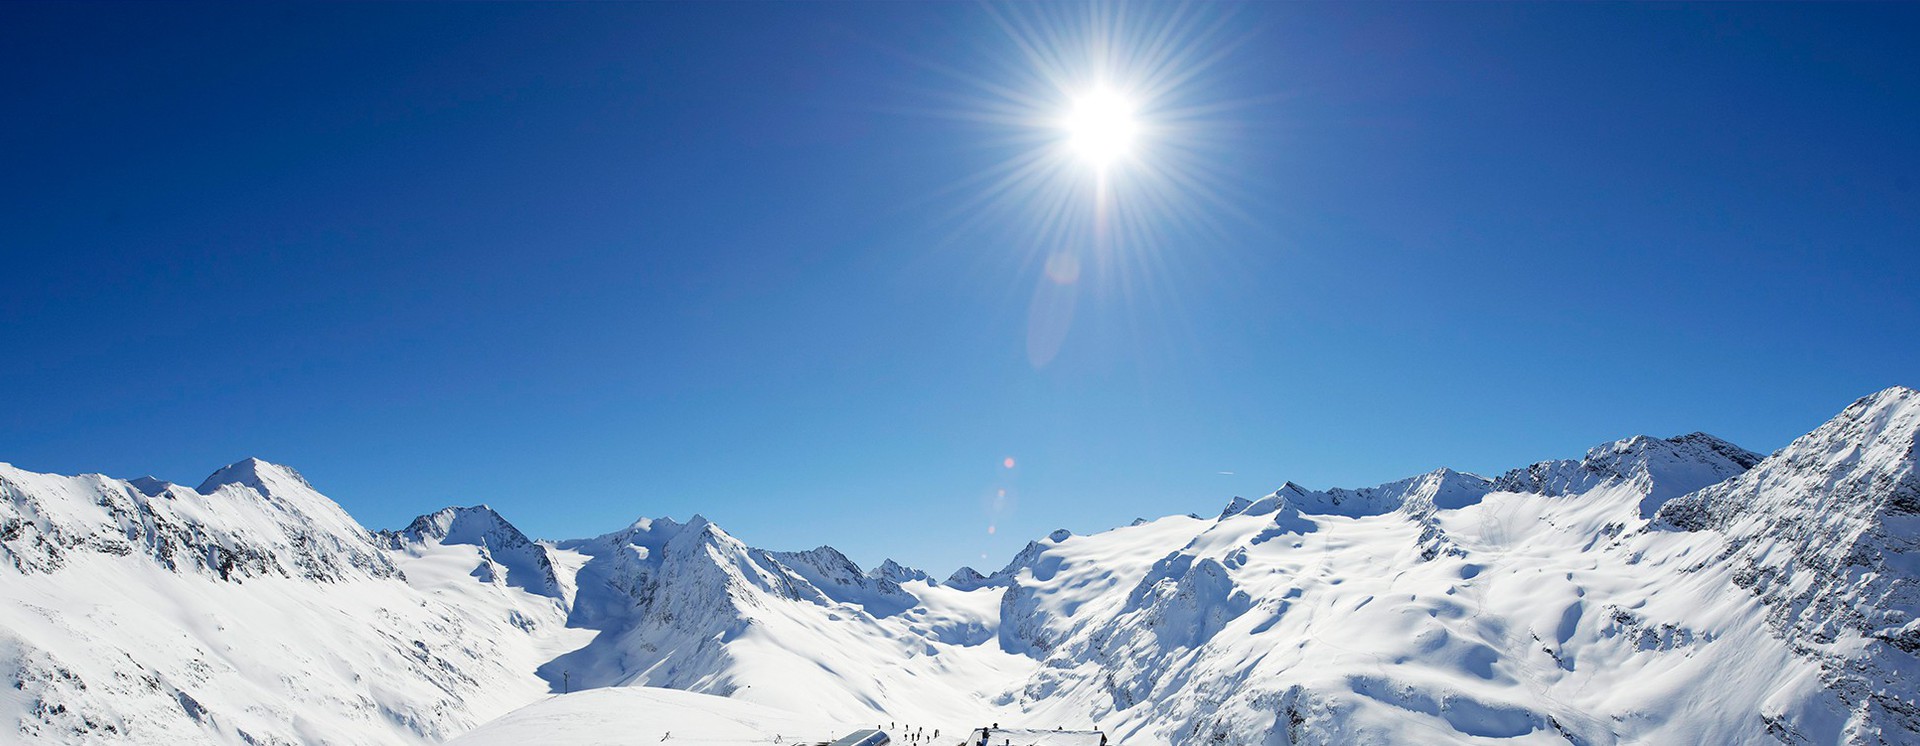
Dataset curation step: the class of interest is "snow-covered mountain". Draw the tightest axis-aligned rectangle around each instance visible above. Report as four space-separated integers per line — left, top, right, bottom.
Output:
3 386 1918 745
383 505 567 600
1653 387 1920 742
0 459 565 744
870 558 934 585
1494 431 1763 516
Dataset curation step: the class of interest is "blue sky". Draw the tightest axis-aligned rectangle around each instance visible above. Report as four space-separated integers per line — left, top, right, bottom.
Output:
3 3 1916 575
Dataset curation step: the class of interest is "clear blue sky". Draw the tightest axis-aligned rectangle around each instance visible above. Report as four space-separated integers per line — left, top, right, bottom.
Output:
3 3 1915 575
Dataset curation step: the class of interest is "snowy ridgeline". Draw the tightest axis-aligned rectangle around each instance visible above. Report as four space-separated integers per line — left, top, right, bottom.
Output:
2 386 1919 745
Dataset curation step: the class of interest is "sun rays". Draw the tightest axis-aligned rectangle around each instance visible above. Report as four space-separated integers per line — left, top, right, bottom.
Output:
911 2 1256 367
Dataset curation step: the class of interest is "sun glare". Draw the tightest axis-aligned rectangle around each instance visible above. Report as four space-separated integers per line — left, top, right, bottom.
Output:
924 2 1250 368
1063 87 1139 169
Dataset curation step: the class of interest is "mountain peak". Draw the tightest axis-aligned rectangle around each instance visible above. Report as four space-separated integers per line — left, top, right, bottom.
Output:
128 475 175 497
1860 384 1920 405
663 513 734 556
390 505 562 598
196 457 314 496
396 505 519 545
1837 385 1920 429
1493 431 1760 515
1260 468 1494 518
869 558 930 584
1658 385 1920 534
945 565 989 590
1664 432 1765 468
763 545 912 609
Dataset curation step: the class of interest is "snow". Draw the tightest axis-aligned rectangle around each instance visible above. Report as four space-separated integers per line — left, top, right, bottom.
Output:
0 461 576 744
447 687 842 746
945 566 993 591
384 505 567 600
4 386 1920 745
871 558 933 585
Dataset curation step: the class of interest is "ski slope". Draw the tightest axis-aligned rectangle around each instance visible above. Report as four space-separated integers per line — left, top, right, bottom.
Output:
447 687 841 746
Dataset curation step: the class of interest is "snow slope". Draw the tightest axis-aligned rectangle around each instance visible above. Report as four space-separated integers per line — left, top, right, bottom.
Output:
446 687 842 746
6 386 1920 745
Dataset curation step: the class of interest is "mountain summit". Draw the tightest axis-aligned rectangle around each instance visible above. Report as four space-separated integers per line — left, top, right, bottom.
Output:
1495 430 1763 516
197 456 315 495
385 505 566 599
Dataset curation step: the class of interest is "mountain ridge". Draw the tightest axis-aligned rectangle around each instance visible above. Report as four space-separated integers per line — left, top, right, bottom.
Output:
4 385 1917 745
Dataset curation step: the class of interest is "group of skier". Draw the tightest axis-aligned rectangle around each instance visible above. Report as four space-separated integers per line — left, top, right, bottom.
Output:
883 717 936 740
835 720 1108 746
963 723 1107 746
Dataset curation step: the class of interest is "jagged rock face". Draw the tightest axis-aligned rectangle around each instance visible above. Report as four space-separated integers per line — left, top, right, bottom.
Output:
1656 387 1920 743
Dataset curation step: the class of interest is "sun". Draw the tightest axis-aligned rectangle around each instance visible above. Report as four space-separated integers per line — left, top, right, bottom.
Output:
924 2 1249 366
1062 86 1140 169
